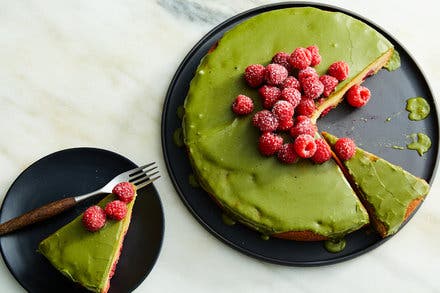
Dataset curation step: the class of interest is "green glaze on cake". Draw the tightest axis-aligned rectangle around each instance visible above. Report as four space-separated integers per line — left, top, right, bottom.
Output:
385 50 401 71
182 7 398 238
323 132 430 236
407 132 432 156
38 194 135 292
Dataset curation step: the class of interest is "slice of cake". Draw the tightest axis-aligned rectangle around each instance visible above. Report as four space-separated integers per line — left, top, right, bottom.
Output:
38 187 136 292
322 132 430 237
183 7 396 240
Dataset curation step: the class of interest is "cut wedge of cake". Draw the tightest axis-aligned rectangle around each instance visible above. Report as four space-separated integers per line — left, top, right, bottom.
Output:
183 7 400 240
322 132 430 237
38 191 136 293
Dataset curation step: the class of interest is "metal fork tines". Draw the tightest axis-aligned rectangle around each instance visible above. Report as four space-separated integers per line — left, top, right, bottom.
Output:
128 163 160 190
74 162 160 203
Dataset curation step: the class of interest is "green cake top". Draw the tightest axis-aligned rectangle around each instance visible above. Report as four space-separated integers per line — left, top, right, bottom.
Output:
182 7 398 237
38 194 135 292
323 132 430 236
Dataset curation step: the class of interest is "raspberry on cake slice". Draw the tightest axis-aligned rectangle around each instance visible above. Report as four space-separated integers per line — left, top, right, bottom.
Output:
244 64 266 88
281 76 301 91
252 110 279 132
232 94 254 115
307 45 322 67
259 85 281 109
82 206 106 232
272 52 293 72
289 47 312 70
258 132 283 156
265 63 288 86
278 143 299 164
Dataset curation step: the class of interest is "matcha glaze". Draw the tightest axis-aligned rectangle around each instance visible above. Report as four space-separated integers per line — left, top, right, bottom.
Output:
407 133 432 156
324 239 346 253
182 7 400 238
406 97 430 121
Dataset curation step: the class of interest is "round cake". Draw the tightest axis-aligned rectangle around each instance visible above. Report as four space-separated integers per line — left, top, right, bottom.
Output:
183 7 397 240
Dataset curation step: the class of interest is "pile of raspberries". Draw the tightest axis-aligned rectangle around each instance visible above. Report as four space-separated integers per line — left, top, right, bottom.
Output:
231 45 366 164
82 182 135 232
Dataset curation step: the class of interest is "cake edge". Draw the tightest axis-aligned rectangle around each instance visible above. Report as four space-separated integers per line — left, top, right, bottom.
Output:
312 48 394 123
100 192 137 293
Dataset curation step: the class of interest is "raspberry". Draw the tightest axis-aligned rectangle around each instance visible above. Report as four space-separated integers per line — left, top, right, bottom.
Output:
252 110 267 127
328 61 349 81
293 134 317 158
298 67 319 83
335 137 356 160
290 115 317 137
277 143 299 164
82 206 106 232
258 132 283 156
312 138 332 164
302 77 324 100
320 105 334 117
281 76 301 91
252 110 279 132
232 94 254 115
277 118 294 131
272 52 292 72
265 63 288 86
307 45 321 67
105 200 128 221
244 64 266 88
259 85 281 109
346 85 371 108
296 98 316 117
272 100 294 121
289 47 312 70
280 87 301 108
113 182 136 203
319 75 339 97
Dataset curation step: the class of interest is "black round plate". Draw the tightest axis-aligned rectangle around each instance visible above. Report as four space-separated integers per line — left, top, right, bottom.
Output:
0 148 164 292
161 2 439 266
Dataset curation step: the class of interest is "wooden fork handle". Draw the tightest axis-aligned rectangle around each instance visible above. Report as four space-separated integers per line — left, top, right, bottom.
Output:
0 197 77 236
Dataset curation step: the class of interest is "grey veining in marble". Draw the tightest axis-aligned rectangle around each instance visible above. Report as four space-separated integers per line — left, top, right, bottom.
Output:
157 0 233 25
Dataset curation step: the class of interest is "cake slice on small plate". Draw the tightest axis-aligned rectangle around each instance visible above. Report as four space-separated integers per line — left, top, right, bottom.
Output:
38 186 136 293
322 132 430 237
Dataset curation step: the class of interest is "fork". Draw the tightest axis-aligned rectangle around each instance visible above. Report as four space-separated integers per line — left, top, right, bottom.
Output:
0 162 160 236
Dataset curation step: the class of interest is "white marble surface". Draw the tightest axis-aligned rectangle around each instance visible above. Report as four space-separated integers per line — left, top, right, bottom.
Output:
0 0 439 292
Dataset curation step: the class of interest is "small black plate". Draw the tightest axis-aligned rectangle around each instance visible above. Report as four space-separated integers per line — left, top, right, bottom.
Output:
162 2 439 265
0 148 164 292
